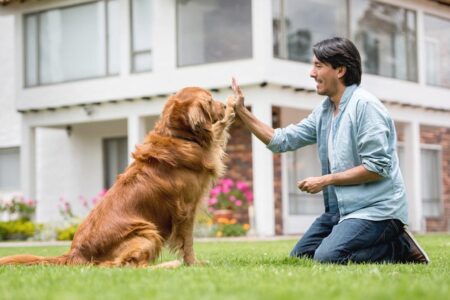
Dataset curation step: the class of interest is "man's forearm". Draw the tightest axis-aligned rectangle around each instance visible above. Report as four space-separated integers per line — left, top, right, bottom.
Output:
235 104 274 145
324 165 383 186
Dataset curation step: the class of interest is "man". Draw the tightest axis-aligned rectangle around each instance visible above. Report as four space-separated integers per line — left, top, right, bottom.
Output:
231 37 429 264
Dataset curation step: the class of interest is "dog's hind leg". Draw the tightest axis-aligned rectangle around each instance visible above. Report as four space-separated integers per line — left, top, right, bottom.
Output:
102 226 163 267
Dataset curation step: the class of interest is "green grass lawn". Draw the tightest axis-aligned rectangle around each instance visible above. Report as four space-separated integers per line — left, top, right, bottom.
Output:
0 235 448 300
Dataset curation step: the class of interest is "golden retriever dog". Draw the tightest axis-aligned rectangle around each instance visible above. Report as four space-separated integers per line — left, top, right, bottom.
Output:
0 87 235 268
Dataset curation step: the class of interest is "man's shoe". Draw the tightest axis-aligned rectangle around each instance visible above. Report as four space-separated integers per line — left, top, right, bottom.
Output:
401 227 430 264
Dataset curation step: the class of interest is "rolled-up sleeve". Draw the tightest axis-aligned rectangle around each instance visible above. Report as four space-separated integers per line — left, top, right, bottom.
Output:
357 101 392 178
267 109 318 153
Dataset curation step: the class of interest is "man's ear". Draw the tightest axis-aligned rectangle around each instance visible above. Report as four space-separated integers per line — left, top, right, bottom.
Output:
337 65 347 80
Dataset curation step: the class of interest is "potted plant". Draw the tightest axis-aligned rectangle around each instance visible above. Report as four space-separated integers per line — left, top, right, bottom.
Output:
207 178 253 222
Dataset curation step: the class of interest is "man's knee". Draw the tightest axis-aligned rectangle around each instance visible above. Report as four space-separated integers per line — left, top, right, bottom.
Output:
289 247 314 258
313 247 346 264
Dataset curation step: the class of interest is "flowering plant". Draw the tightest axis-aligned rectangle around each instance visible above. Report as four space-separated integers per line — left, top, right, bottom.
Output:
208 178 253 212
0 196 37 221
58 189 108 221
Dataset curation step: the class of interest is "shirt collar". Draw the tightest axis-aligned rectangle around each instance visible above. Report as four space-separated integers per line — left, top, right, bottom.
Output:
322 84 358 111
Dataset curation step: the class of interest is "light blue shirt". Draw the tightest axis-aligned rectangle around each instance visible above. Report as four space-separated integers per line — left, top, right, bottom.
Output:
267 84 408 224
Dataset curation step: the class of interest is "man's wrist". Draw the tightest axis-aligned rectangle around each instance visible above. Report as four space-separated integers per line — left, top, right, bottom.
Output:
323 174 335 186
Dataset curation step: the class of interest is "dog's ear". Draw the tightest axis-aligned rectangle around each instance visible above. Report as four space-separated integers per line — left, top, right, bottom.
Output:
187 101 211 132
186 101 213 146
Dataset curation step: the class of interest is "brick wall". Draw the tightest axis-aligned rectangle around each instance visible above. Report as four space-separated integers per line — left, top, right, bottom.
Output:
272 107 283 235
224 116 253 224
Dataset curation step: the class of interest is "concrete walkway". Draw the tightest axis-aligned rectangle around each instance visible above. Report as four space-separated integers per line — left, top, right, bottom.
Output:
0 235 298 248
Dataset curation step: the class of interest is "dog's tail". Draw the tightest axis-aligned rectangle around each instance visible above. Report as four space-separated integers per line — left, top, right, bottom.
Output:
0 254 69 266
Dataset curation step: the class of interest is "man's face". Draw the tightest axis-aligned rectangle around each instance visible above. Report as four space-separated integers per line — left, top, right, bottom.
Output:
309 55 341 97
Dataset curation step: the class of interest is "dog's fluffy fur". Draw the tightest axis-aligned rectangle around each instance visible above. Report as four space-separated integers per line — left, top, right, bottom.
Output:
0 87 235 267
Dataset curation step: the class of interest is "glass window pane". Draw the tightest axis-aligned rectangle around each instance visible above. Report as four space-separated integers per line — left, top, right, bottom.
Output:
103 137 128 189
131 0 152 52
25 15 38 86
38 2 106 84
133 52 152 72
107 0 120 75
177 0 252 66
421 148 441 218
351 0 418 82
0 148 21 190
273 0 347 63
286 145 324 215
424 14 450 88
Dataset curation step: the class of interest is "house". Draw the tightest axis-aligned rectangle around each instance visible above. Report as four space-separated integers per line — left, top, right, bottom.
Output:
0 0 449 236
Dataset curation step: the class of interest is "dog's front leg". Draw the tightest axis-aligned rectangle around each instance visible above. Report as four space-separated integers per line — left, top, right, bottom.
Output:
179 215 199 266
212 96 236 145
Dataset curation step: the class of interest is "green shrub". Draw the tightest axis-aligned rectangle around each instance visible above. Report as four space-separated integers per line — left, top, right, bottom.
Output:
0 220 37 241
56 224 78 241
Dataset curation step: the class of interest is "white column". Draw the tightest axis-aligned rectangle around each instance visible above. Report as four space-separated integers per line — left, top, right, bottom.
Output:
127 115 146 164
20 120 36 200
251 100 275 236
403 121 424 232
252 0 272 65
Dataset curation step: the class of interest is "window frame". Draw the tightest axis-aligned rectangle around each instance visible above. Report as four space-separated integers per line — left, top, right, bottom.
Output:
272 0 420 83
23 0 119 88
129 0 153 73
102 136 128 189
419 143 444 218
397 142 444 218
175 0 253 68
0 147 21 191
422 12 450 89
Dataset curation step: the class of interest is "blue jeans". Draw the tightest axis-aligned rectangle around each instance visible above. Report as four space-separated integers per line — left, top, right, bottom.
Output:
290 213 408 264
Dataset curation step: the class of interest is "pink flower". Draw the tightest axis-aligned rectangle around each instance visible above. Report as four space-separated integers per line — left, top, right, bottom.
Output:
208 198 218 205
244 191 254 203
91 197 99 206
98 189 108 197
79 196 88 208
235 200 242 207
236 181 249 191
229 195 237 202
210 187 221 197
222 186 231 194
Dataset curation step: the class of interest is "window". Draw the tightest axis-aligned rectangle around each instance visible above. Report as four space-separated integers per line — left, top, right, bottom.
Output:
103 137 128 189
0 147 21 190
24 0 119 86
351 0 418 82
397 145 442 218
273 0 347 63
286 145 324 215
130 0 152 72
424 14 450 88
421 148 442 218
177 0 252 66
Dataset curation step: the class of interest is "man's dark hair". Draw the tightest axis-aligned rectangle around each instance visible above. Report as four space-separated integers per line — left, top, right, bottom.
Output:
312 37 362 86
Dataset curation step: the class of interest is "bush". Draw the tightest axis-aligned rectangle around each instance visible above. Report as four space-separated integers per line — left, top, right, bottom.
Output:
56 224 78 241
0 220 37 241
212 218 250 237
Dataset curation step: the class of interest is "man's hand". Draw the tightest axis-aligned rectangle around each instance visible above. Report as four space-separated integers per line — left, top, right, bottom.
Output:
297 176 329 194
231 77 245 109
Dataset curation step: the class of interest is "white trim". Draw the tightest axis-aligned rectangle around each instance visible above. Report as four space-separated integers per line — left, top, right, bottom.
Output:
250 98 275 236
